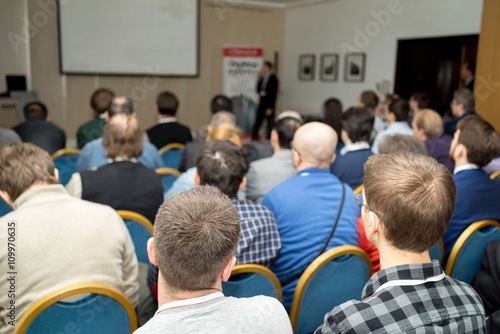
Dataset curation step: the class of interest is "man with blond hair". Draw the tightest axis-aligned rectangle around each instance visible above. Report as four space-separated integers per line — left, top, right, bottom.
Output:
315 152 486 333
412 109 454 172
136 186 292 333
0 143 138 334
262 122 359 309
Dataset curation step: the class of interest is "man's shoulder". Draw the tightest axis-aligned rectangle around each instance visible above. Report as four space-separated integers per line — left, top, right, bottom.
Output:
234 199 274 216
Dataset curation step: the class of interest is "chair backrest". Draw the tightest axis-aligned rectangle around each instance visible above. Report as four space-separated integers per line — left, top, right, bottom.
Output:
429 238 444 264
222 264 282 302
290 246 373 334
353 184 363 196
117 210 154 264
0 197 12 217
15 283 137 334
51 148 81 186
445 220 500 284
155 167 181 193
490 170 500 184
158 143 185 169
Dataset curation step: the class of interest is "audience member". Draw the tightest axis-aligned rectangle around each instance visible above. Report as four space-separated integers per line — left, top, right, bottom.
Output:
76 95 163 172
444 88 476 136
330 107 374 189
165 124 243 199
0 128 20 146
461 61 475 91
179 111 236 172
262 122 359 308
146 91 192 149
412 109 454 172
246 116 302 203
315 152 486 333
360 134 427 273
13 102 66 155
444 116 500 262
77 88 114 149
136 186 292 333
322 98 343 145
371 98 413 154
409 91 431 113
372 93 399 135
67 114 163 223
0 143 138 333
358 90 383 135
191 94 233 145
247 111 303 163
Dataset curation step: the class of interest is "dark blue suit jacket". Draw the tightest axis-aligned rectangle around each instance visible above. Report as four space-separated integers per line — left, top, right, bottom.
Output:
443 169 500 263
330 149 373 190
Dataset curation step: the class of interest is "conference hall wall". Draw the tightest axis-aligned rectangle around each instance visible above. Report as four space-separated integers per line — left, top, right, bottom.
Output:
20 1 284 145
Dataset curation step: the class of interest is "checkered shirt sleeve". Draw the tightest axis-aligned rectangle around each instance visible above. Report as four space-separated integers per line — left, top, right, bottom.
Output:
232 199 281 267
314 261 486 334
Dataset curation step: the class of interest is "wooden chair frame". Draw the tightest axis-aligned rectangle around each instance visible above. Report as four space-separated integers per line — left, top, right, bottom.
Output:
445 220 500 276
490 170 500 180
15 283 137 334
353 184 364 196
51 148 81 160
289 245 373 332
229 264 283 302
158 143 185 156
117 210 154 236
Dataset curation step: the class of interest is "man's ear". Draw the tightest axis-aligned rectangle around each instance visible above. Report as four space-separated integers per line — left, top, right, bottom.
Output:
147 238 158 265
194 170 201 186
368 211 381 236
54 168 60 183
221 256 236 282
0 190 14 207
330 153 336 165
238 176 246 192
104 111 110 122
270 129 278 144
455 143 468 160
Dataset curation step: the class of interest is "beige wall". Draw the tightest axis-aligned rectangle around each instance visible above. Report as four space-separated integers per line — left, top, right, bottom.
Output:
25 1 284 145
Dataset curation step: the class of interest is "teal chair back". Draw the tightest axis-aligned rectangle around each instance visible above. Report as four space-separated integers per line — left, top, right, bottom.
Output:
290 246 373 334
429 239 444 264
52 149 81 186
155 168 181 193
15 283 137 334
159 143 185 170
445 220 500 284
117 210 154 264
0 198 12 217
222 264 282 302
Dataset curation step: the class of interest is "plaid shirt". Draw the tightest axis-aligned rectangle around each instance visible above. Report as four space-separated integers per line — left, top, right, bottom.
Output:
315 261 486 334
147 198 281 297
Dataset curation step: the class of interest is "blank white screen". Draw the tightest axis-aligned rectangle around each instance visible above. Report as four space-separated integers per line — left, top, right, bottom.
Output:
58 0 198 76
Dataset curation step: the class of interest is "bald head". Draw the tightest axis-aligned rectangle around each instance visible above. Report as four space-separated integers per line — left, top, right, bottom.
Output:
293 122 338 169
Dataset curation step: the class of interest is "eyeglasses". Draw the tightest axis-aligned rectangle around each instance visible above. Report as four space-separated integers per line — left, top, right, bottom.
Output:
356 193 375 214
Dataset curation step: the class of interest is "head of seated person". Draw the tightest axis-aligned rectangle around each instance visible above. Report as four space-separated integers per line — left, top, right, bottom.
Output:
155 91 178 118
341 107 374 145
271 116 303 152
90 88 114 118
23 102 49 121
0 142 59 206
210 95 233 114
357 90 379 112
412 109 444 142
292 122 337 170
379 134 427 155
206 123 243 147
386 98 410 124
102 113 143 161
105 95 135 121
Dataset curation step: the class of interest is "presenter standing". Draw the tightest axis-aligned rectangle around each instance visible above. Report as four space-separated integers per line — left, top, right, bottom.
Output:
253 61 278 140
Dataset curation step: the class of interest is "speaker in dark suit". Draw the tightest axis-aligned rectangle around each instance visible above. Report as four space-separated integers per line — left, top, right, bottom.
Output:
253 61 278 140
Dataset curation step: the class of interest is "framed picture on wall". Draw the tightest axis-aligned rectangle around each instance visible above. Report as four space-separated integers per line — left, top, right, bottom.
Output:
345 53 366 82
320 54 339 81
299 54 315 81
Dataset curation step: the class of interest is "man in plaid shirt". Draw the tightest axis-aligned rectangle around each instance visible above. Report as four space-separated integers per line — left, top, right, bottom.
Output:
148 140 281 299
315 152 486 334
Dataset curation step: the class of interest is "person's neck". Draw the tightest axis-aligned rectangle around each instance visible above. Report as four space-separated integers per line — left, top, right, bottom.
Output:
158 286 222 309
378 242 431 271
157 114 176 120
297 163 329 171
453 158 470 168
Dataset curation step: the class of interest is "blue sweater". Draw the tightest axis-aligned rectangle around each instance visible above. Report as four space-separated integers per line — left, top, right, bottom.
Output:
330 149 373 190
443 169 500 263
261 168 359 307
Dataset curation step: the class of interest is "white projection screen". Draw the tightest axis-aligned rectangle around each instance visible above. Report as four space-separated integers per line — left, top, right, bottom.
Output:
58 0 199 76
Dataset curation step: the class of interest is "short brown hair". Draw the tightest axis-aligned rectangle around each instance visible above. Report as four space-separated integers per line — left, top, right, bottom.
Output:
154 186 241 292
90 88 114 114
388 98 410 122
0 143 58 201
454 88 475 111
379 135 427 155
457 116 500 167
360 90 379 110
102 114 143 160
413 109 444 137
195 140 248 198
156 91 178 116
364 152 456 252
